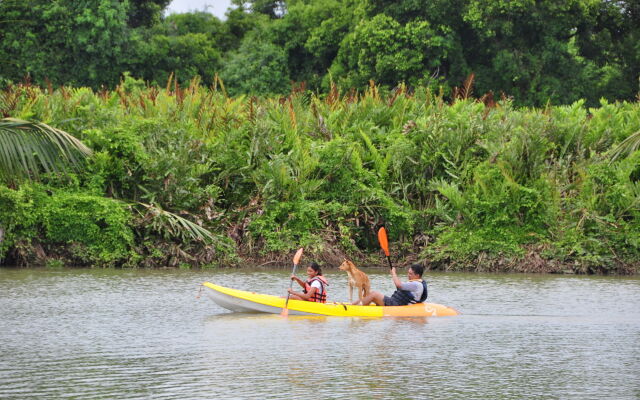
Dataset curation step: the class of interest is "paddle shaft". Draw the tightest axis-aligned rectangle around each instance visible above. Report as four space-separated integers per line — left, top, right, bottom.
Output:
283 263 299 309
385 255 394 270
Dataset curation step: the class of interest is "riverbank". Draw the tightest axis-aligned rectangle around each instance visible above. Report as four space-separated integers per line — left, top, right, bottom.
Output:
1 79 639 274
2 240 637 275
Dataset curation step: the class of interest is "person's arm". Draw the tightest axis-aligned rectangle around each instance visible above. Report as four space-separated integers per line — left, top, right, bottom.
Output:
288 286 316 300
291 275 306 289
391 267 403 289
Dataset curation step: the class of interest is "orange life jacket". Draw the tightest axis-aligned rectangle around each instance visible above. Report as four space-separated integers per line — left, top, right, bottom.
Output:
303 276 328 303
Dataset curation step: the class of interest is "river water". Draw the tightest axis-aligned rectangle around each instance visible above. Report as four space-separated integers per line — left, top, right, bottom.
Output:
0 268 639 399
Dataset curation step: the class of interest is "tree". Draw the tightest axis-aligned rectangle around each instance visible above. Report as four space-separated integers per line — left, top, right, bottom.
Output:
222 4 270 52
129 31 222 86
333 14 458 88
220 31 291 96
0 0 130 88
367 0 465 26
575 0 640 103
269 0 359 89
128 0 171 28
159 11 236 52
232 0 287 19
461 0 598 105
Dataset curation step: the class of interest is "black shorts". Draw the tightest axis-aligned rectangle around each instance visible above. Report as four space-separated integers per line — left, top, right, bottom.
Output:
383 296 403 306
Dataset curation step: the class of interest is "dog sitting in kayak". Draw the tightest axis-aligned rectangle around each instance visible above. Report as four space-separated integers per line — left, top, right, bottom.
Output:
338 259 370 303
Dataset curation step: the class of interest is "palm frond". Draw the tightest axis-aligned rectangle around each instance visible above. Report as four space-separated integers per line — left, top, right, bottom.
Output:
610 130 640 163
429 178 465 211
137 202 222 245
0 118 92 180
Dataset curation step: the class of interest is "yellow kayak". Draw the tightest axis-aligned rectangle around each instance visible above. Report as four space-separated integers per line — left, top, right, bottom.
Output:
202 282 459 317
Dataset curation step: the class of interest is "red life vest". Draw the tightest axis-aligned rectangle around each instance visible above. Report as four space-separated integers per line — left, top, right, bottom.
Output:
303 276 328 303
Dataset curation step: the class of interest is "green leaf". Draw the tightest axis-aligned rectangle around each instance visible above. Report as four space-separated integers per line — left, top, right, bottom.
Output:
0 118 92 183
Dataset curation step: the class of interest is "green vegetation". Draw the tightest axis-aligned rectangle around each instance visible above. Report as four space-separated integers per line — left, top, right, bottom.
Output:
1 0 639 107
0 0 637 272
0 79 638 273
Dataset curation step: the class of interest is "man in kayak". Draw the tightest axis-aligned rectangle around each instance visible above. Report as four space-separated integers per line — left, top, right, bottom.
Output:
287 262 329 303
352 263 427 306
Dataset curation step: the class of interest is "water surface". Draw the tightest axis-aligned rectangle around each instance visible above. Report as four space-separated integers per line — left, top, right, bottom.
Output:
1 268 639 399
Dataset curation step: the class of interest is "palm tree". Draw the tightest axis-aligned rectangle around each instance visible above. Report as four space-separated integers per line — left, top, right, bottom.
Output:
0 117 92 182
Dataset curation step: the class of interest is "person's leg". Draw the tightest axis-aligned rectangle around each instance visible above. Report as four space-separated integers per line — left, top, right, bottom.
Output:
352 291 384 306
369 292 385 306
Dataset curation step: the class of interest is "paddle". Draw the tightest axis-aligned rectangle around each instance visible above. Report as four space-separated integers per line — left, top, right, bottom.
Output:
281 247 304 317
377 227 394 270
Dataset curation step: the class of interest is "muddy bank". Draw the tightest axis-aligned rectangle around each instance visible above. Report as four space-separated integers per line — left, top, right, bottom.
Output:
3 239 637 275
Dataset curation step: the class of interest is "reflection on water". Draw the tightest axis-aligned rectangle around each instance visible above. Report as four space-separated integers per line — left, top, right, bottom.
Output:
0 268 639 399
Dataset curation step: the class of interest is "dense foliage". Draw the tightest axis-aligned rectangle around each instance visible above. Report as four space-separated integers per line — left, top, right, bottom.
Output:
1 0 639 107
0 79 638 273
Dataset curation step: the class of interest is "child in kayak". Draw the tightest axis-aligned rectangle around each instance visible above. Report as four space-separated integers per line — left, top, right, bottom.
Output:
352 263 427 306
287 262 329 303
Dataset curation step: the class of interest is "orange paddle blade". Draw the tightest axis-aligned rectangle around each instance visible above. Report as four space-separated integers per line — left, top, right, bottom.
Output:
293 247 304 265
378 227 390 257
280 307 289 317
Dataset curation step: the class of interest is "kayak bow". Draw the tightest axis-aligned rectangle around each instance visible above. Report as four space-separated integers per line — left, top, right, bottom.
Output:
202 282 459 317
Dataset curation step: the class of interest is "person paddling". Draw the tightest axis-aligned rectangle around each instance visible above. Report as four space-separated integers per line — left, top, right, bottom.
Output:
287 262 329 303
352 263 427 306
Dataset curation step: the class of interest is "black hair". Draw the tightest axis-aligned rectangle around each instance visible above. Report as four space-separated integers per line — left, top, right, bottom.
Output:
309 262 322 276
409 263 424 277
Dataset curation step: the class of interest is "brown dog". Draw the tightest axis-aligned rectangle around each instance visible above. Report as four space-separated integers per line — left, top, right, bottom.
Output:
338 259 371 303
